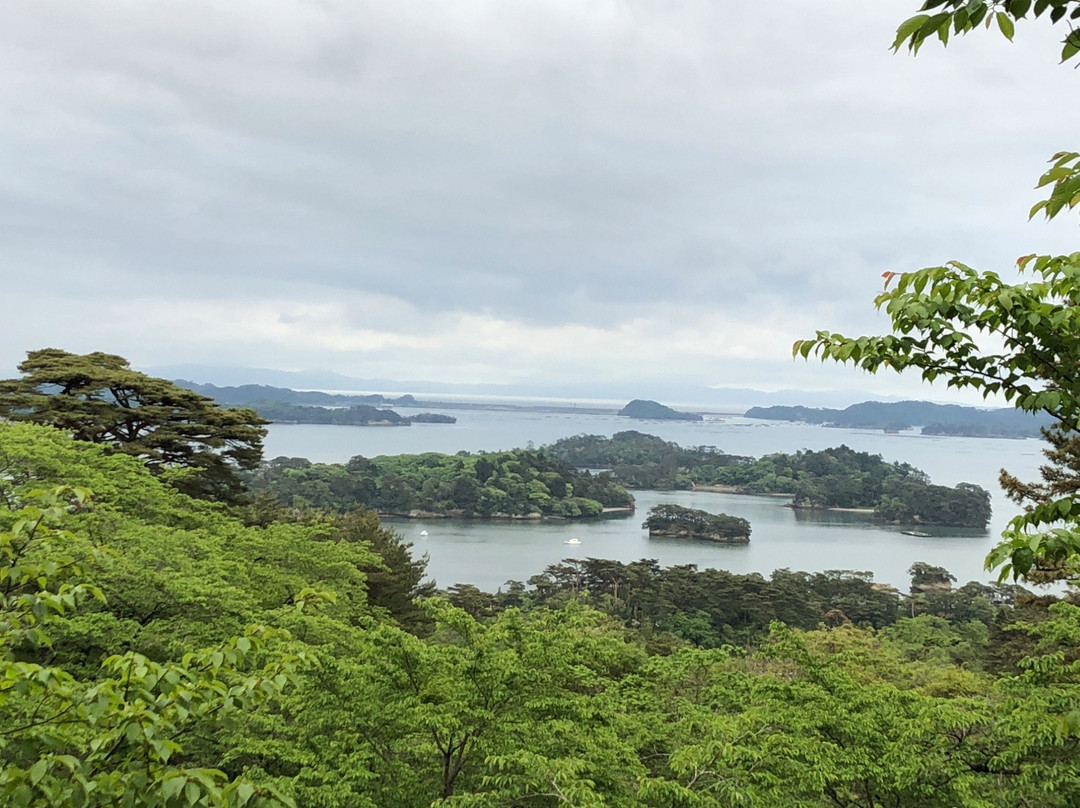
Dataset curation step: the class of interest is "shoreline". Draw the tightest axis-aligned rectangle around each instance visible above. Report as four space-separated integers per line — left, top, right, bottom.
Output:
691 484 790 499
690 485 876 514
380 506 636 522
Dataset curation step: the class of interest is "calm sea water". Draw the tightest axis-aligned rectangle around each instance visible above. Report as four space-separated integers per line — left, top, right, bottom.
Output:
263 411 1047 591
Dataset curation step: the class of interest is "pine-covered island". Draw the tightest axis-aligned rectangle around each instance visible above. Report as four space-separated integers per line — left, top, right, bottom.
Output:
643 503 751 543
548 431 992 528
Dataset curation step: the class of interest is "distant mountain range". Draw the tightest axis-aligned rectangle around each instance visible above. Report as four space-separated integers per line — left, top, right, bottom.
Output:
151 363 918 411
177 380 418 408
745 401 1053 438
176 378 1048 440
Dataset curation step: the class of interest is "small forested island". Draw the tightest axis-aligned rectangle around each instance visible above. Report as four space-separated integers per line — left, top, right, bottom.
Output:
408 412 457 423
250 400 411 425
246 449 633 519
247 400 456 426
548 432 991 527
643 503 751 543
745 399 1052 438
618 398 703 421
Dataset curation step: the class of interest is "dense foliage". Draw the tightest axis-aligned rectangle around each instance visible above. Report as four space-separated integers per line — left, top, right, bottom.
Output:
642 503 751 542
547 431 748 489
6 421 1080 807
548 433 992 527
0 350 266 504
246 449 634 518
795 2 1080 584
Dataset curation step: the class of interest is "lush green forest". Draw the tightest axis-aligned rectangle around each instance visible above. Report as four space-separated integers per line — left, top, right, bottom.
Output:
547 431 749 488
642 503 751 543
745 400 1053 438
245 449 634 518
6 420 1080 808
547 432 992 527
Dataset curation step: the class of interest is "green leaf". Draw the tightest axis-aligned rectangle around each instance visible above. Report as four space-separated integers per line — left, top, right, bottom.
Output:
996 11 1015 40
1013 546 1035 575
893 14 930 49
164 777 186 801
29 759 48 785
235 783 256 807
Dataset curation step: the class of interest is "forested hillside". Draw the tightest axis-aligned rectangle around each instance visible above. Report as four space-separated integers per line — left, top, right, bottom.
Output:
5 420 1080 808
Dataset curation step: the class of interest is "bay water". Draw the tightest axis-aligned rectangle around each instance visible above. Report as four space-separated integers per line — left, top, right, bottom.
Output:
263 410 1047 592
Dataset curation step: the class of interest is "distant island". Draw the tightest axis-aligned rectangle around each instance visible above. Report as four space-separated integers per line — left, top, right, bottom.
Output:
242 400 457 427
407 412 457 424
619 399 703 421
248 400 409 426
176 380 613 415
744 400 1051 438
547 431 991 528
643 504 750 543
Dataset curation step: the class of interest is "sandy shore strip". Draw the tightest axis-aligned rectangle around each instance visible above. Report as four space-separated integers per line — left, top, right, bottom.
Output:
690 485 876 514
691 484 789 498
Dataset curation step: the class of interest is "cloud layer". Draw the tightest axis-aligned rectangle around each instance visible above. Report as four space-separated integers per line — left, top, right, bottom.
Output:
3 0 1078 395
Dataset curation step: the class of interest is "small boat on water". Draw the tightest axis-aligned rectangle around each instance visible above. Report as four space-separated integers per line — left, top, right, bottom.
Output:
419 530 429 537
564 537 581 545
900 530 931 538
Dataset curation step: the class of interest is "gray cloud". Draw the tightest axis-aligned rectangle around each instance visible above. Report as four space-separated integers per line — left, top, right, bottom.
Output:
2 0 1078 394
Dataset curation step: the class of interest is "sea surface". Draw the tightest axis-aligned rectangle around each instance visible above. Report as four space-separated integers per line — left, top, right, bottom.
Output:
263 410 1047 592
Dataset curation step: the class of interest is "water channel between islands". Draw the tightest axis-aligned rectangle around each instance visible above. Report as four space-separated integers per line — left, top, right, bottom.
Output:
263 408 1047 592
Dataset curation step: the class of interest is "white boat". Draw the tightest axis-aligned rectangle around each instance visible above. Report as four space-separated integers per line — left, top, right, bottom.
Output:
564 537 581 545
419 530 429 537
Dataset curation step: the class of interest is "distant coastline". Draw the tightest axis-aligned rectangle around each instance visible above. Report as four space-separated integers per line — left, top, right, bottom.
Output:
744 400 1051 439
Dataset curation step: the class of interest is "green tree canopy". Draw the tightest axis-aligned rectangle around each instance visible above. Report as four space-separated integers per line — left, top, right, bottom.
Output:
0 350 267 503
797 6 1080 583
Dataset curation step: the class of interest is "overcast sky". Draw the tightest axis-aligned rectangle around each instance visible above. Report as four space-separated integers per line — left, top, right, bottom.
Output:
2 0 1078 398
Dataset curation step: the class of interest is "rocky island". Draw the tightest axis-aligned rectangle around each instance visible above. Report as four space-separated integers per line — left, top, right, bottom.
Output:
619 399 703 421
643 503 750 543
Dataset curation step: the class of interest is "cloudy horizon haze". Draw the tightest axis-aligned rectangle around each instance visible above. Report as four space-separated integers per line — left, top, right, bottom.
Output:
3 0 1078 404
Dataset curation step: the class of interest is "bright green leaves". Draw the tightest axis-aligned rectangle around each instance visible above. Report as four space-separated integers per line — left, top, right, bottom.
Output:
895 0 1080 59
796 254 1080 427
0 465 306 808
997 11 1016 39
1031 151 1080 222
798 244 1080 582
